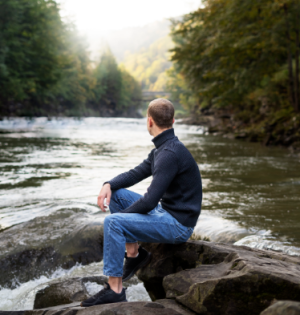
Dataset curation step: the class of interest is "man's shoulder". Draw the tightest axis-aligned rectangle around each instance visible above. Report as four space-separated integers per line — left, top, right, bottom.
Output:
164 137 187 152
164 137 196 163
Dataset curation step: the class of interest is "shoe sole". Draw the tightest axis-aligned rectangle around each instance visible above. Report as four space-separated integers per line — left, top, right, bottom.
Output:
81 299 128 307
122 252 152 282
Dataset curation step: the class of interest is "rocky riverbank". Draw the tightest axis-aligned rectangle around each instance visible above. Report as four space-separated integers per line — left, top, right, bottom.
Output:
1 240 300 315
179 107 300 154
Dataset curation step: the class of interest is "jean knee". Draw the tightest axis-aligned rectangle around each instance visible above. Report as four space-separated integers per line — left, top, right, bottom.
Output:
111 188 126 202
104 213 121 230
104 214 113 230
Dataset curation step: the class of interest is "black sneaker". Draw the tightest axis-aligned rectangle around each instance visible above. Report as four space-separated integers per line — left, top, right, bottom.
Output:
122 246 151 281
81 282 127 307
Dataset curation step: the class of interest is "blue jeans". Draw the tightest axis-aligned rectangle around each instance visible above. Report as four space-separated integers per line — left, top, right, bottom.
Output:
103 188 194 277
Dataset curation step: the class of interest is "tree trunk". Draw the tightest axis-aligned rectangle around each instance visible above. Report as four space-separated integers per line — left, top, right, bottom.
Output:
295 29 300 112
284 4 296 110
295 5 300 113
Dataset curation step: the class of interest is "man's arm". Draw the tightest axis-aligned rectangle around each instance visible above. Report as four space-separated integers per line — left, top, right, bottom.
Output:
98 150 154 211
120 149 178 214
105 149 154 190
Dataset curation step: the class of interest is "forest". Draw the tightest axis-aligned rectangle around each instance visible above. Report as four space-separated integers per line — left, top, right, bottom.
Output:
1 0 300 150
0 0 142 117
168 0 300 148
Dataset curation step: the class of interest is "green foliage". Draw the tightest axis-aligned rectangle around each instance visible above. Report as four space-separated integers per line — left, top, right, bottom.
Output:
0 0 65 105
93 48 122 108
0 0 142 117
89 49 142 115
166 66 199 113
169 0 300 114
119 67 143 111
121 36 173 91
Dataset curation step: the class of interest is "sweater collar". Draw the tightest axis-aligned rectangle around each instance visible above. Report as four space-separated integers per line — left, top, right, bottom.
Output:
152 128 175 148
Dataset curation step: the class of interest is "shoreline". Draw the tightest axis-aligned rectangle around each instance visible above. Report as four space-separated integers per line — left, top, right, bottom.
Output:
177 110 300 155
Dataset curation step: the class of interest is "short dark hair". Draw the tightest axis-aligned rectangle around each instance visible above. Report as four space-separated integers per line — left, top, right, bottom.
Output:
147 98 174 128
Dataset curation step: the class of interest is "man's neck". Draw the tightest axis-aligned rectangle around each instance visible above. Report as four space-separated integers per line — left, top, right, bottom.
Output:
151 127 171 138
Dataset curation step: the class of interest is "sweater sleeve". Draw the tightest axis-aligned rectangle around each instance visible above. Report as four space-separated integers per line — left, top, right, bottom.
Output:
120 149 178 214
105 150 154 190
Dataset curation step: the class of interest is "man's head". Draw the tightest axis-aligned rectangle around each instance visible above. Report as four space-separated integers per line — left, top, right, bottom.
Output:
147 98 175 136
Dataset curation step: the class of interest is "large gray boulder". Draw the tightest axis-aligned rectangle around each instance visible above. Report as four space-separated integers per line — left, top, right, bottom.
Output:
260 301 300 315
0 217 104 289
137 241 300 315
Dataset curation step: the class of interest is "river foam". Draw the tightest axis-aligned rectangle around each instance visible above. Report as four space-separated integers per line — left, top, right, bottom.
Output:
0 261 150 311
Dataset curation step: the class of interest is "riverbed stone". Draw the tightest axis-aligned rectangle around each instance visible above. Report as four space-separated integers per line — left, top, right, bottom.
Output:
260 301 300 315
34 278 89 309
137 241 300 315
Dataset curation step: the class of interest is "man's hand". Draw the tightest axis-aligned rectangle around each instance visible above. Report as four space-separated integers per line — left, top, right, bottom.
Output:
98 183 111 212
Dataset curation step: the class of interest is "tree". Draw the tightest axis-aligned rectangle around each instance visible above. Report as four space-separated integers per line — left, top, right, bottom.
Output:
0 0 66 115
92 48 122 112
169 0 300 113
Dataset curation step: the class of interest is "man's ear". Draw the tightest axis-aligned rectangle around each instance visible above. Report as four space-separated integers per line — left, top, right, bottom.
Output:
173 118 175 124
148 116 153 127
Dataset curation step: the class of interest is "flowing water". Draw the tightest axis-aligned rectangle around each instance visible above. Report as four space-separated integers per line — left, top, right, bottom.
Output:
0 117 300 310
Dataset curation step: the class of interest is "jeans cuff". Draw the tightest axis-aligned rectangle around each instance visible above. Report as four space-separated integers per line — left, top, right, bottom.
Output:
103 271 123 278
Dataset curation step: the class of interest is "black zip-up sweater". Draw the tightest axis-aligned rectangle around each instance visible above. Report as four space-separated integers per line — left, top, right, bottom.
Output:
106 128 202 227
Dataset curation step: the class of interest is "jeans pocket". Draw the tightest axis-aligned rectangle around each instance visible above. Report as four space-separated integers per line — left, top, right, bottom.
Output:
174 222 194 243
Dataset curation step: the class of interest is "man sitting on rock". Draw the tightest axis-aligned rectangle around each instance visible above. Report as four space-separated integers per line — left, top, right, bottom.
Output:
81 98 202 306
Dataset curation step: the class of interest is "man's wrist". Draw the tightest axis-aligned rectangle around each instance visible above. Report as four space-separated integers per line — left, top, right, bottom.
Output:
103 182 111 187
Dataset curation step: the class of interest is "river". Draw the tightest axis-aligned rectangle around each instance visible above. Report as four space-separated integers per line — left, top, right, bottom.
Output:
0 117 299 310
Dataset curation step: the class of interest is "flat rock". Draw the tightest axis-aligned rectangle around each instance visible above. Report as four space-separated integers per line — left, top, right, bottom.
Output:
0 302 184 315
137 241 300 315
260 301 300 315
155 299 196 315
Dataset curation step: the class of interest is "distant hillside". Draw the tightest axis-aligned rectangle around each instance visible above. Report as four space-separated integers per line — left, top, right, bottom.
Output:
91 20 170 62
121 35 173 91
89 19 173 92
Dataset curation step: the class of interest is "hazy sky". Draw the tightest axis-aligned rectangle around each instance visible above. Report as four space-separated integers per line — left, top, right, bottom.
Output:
59 0 202 35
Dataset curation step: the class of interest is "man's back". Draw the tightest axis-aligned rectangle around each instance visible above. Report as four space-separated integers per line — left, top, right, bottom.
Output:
155 129 202 228
108 128 202 228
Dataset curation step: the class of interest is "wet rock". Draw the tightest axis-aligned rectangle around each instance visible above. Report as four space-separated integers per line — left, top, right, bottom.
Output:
137 241 300 315
34 278 89 309
0 217 104 288
260 301 300 315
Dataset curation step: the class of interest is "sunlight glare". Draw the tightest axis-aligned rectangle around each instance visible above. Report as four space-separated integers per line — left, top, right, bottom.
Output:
58 0 201 34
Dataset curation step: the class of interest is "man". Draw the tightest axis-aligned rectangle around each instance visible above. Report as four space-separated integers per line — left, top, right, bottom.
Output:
81 98 202 307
